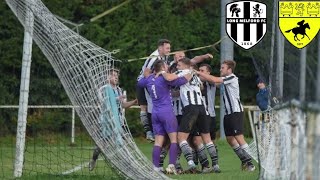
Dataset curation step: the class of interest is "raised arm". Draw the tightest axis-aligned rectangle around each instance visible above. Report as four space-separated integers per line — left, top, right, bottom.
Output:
167 76 188 87
191 53 213 64
162 71 193 82
196 71 223 84
161 72 179 81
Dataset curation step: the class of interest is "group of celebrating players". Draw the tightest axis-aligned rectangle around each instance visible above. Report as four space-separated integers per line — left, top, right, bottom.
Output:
89 39 255 175
136 39 255 174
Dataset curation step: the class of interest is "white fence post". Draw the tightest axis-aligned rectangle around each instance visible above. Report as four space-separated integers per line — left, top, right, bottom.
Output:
71 107 75 145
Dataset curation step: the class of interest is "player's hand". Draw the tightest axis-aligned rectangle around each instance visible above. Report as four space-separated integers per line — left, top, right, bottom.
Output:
194 70 200 75
132 99 138 104
143 68 152 77
118 95 126 101
206 53 213 59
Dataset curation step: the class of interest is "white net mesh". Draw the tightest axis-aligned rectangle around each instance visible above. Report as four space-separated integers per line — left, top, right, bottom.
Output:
246 0 320 179
5 0 168 179
247 101 320 179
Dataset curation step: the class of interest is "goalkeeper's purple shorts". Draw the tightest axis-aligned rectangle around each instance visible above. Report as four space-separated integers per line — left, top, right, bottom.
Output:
152 111 178 136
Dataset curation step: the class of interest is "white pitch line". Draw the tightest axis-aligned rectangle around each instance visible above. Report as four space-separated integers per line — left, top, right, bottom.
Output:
61 158 104 175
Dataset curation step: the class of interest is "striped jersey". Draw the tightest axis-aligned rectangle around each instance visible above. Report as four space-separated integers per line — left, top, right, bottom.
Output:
177 69 204 107
137 50 169 81
222 73 244 115
202 81 216 117
171 87 183 116
145 89 153 113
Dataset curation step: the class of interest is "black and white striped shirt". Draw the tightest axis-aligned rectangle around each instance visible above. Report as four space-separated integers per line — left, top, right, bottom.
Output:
171 87 183 115
222 73 244 115
202 81 216 117
137 50 169 81
177 69 204 107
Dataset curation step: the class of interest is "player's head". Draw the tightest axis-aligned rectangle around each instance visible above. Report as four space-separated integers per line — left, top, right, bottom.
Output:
173 51 185 63
177 57 191 70
220 60 236 77
256 77 266 89
108 68 119 86
157 39 171 56
199 63 212 81
153 59 167 73
190 64 198 71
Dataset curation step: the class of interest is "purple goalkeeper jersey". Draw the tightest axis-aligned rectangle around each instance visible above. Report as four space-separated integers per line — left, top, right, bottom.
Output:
138 74 187 113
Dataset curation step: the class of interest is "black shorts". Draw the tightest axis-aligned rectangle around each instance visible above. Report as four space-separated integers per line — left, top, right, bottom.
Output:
147 112 153 131
176 115 183 125
136 84 147 105
223 112 244 136
210 116 216 140
178 105 211 134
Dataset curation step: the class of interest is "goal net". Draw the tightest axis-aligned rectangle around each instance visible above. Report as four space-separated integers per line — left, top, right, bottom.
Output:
4 0 168 179
244 0 320 179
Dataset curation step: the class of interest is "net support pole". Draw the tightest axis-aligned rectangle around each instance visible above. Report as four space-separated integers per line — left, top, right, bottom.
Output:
299 48 307 102
276 20 284 102
220 0 234 139
269 0 277 106
316 35 320 103
14 3 34 178
306 111 316 179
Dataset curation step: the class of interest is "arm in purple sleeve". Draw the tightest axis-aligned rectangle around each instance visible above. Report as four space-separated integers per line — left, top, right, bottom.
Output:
167 76 187 87
138 78 148 88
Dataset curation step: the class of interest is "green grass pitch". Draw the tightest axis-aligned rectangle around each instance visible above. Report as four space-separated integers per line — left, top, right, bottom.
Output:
0 137 259 180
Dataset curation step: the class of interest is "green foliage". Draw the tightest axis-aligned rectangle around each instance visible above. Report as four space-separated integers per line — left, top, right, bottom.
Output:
0 0 261 136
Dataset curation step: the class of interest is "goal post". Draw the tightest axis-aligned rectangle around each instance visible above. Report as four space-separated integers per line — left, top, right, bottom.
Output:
14 1 34 177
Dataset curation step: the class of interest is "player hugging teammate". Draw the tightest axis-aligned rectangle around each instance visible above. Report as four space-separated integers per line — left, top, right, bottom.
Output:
135 39 255 174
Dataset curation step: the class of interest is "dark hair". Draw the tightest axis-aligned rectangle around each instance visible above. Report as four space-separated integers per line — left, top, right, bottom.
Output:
199 63 212 73
110 68 119 74
178 57 191 66
223 60 236 72
191 64 199 71
256 77 266 85
153 60 165 73
158 39 171 46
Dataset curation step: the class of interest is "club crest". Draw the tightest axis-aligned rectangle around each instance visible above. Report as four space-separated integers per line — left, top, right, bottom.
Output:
226 1 267 50
279 1 320 49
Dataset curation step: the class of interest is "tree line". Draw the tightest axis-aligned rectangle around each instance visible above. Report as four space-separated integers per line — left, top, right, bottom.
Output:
0 0 268 136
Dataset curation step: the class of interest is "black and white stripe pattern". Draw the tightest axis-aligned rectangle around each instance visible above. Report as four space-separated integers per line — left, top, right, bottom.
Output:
145 89 153 113
222 74 244 115
172 96 183 116
113 86 126 125
137 50 170 81
177 69 204 107
202 81 216 117
226 1 267 49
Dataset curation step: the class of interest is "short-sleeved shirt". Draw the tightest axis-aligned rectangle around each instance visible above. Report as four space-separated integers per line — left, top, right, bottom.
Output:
222 73 244 115
176 69 204 107
202 81 216 117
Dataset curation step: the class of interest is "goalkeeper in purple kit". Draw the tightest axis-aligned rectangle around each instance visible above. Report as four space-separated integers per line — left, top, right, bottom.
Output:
138 60 191 174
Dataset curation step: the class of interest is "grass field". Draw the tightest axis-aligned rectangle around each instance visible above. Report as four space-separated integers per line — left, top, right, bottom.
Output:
0 136 259 180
